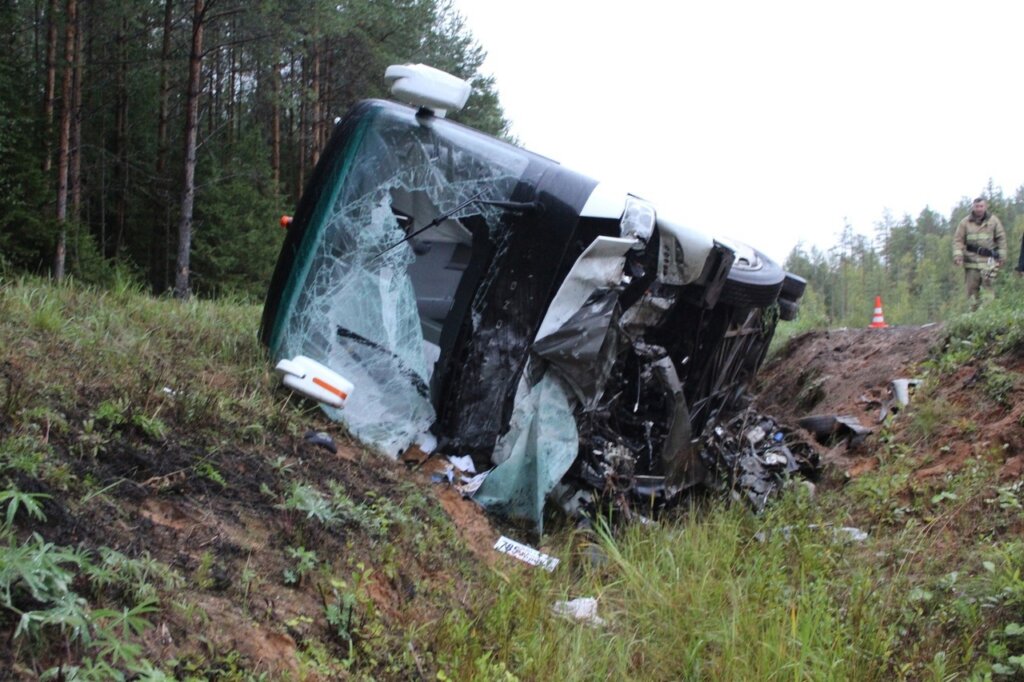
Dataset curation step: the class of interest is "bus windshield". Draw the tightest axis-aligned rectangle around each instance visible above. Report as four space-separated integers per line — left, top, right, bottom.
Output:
272 103 530 455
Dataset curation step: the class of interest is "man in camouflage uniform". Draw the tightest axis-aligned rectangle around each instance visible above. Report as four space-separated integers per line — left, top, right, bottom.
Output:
953 197 1006 307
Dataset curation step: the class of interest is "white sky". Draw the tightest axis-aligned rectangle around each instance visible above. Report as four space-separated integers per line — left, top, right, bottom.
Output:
453 0 1024 263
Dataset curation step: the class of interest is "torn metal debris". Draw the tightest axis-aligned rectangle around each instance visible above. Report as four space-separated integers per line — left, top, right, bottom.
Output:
261 64 807 528
798 414 873 447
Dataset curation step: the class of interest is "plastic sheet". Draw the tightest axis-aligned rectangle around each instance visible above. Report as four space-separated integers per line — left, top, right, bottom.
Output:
473 373 579 530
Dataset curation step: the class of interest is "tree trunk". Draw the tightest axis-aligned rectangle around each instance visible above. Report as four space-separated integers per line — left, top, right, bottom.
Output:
42 0 58 174
310 43 320 167
155 0 173 176
227 17 236 145
114 13 128 257
174 0 206 300
297 61 305 201
69 0 83 268
209 21 219 138
53 0 77 281
154 0 174 289
271 58 281 190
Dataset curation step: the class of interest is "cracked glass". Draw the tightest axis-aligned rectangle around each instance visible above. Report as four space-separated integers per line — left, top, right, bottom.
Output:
273 106 530 456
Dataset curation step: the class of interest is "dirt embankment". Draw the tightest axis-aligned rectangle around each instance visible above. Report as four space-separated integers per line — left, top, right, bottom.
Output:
756 325 941 422
755 323 1024 481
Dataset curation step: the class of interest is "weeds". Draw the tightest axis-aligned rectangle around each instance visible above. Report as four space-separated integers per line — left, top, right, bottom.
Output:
0 488 50 527
981 362 1017 407
0 514 166 676
283 546 318 587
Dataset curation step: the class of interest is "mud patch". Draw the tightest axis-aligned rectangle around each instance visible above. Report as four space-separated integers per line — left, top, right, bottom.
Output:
757 325 941 424
434 485 498 565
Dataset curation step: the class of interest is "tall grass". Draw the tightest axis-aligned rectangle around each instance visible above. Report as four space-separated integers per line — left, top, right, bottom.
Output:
4 275 1022 679
432 495 901 681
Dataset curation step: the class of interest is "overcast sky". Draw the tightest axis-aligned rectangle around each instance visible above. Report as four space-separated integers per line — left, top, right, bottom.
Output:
452 0 1024 263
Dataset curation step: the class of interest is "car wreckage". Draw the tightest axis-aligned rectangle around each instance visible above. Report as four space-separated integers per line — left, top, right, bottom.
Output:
261 64 806 527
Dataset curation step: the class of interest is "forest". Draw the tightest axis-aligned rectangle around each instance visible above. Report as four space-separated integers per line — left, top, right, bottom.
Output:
1 0 1022 325
786 183 1024 330
0 0 509 298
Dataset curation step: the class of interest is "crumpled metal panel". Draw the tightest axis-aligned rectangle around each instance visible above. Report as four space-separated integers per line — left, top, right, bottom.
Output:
532 292 620 409
531 235 635 408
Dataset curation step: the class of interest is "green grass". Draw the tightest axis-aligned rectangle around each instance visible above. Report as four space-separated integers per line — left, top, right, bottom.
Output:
425 497 897 681
3 273 1024 679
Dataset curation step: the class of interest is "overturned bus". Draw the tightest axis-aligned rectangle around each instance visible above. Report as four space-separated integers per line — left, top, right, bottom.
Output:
260 64 805 526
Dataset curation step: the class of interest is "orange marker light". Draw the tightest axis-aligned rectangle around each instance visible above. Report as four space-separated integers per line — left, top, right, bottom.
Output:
279 215 293 229
313 377 348 401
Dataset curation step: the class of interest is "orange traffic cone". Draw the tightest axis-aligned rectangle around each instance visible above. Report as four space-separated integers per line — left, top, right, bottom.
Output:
868 296 888 328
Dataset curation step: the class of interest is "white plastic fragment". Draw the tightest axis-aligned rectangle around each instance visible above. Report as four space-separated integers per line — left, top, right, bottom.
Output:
890 378 921 407
415 432 438 454
552 597 606 627
456 470 489 496
755 524 868 543
448 455 476 474
493 536 559 571
275 355 354 409
745 426 766 445
835 526 869 542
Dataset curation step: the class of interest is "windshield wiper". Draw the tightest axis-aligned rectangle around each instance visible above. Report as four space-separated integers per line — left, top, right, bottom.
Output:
374 188 489 260
373 190 543 261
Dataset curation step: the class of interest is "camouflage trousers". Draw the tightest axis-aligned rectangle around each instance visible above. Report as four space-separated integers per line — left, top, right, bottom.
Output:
964 267 996 308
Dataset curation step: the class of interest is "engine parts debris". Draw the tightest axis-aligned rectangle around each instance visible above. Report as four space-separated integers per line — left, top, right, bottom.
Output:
701 408 820 512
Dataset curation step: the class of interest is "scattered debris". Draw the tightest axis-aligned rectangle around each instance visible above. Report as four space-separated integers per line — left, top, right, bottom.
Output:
493 536 560 571
875 377 923 421
798 413 872 446
400 446 430 466
755 524 869 543
890 378 921 407
456 471 489 496
303 430 337 454
430 466 455 485
836 526 869 542
701 408 820 512
551 597 606 627
447 455 476 474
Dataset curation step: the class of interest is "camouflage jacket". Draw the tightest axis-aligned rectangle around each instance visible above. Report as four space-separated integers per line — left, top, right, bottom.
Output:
953 212 1006 269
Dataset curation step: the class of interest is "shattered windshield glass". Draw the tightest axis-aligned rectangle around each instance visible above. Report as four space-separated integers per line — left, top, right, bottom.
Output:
273 106 530 456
